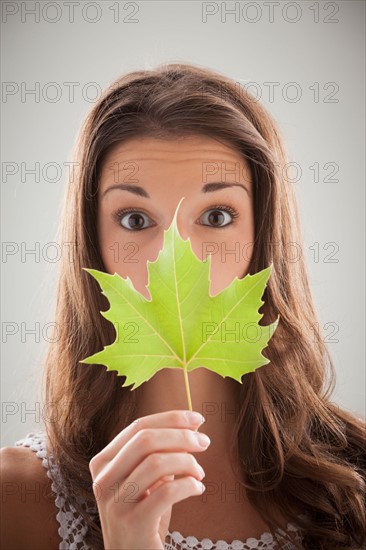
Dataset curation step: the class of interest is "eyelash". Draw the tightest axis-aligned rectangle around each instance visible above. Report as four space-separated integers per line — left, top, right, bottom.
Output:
112 204 240 231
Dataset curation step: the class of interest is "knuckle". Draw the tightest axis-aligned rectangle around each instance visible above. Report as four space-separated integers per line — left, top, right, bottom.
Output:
182 428 194 447
188 453 200 471
169 410 184 425
160 480 174 498
130 416 143 432
89 454 100 473
92 473 105 489
136 428 153 447
148 453 165 470
91 478 106 501
91 480 100 496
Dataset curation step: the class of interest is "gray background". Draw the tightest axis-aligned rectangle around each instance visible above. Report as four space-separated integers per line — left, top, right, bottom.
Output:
1 1 365 447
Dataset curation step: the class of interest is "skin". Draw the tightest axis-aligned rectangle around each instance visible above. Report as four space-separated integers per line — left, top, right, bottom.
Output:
97 134 254 438
96 135 273 540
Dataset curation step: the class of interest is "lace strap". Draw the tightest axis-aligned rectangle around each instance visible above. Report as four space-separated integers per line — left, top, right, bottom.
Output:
164 517 305 550
14 432 307 550
15 431 93 550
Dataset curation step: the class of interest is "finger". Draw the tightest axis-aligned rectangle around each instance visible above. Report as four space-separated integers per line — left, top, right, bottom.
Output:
148 474 175 494
137 476 206 522
96 410 205 464
123 453 204 499
126 475 175 503
103 428 210 490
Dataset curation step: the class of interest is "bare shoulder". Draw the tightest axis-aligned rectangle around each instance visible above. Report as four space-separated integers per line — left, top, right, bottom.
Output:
0 445 62 549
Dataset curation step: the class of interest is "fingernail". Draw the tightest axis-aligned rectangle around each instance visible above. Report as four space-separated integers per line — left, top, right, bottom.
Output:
195 479 206 492
197 464 205 478
192 431 211 447
185 411 205 425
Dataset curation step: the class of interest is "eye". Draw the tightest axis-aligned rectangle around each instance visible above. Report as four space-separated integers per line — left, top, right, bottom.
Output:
113 208 154 231
113 204 240 232
198 204 239 229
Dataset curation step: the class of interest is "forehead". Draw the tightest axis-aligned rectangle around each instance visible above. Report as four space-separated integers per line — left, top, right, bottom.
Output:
98 135 252 193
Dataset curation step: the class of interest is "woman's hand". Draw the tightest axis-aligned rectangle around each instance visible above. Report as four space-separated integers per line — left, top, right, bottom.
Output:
89 409 210 550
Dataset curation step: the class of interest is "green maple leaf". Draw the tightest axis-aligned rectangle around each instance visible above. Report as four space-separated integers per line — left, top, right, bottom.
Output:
79 197 280 409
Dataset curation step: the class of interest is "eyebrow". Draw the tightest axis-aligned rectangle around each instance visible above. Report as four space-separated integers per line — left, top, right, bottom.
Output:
101 181 250 199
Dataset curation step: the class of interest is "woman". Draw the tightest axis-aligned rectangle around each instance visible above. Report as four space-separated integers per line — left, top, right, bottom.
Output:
4 62 366 549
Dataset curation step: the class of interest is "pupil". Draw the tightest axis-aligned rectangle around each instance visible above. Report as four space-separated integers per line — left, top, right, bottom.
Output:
129 214 143 229
209 210 224 226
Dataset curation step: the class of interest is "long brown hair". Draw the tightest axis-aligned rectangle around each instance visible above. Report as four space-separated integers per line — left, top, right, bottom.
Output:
42 62 366 549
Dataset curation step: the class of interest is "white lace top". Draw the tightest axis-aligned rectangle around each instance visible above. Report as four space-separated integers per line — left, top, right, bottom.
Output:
15 431 306 549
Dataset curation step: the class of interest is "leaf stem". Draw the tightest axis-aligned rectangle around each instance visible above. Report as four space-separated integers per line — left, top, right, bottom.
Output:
183 364 192 411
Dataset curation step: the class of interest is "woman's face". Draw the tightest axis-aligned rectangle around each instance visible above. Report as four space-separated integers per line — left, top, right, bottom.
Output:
97 135 255 299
